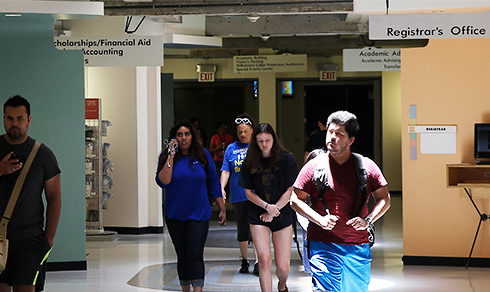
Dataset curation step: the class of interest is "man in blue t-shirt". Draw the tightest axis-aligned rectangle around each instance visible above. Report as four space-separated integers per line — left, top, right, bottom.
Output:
220 114 259 274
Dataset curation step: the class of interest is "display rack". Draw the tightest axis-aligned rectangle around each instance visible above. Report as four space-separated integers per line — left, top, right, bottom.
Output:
85 99 114 236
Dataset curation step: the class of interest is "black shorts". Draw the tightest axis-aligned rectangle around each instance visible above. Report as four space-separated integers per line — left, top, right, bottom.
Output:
0 233 52 291
249 204 293 232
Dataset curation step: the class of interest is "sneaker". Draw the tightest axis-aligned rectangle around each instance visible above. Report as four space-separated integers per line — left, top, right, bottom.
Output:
252 262 259 276
239 257 249 274
278 284 289 292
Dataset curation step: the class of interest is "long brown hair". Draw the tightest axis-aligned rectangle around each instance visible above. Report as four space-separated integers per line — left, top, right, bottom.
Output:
244 123 289 174
158 120 209 174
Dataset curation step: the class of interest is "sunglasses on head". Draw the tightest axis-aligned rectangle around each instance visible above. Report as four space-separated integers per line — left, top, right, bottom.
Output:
235 118 252 125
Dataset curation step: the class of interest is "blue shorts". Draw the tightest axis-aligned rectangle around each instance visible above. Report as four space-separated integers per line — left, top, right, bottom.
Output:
309 241 371 292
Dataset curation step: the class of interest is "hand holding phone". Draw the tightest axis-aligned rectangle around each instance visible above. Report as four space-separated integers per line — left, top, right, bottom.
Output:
170 138 179 155
1 152 22 174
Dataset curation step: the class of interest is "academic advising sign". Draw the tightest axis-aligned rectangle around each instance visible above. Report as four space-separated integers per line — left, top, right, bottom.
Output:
54 35 164 67
370 10 490 40
343 47 401 71
233 54 307 73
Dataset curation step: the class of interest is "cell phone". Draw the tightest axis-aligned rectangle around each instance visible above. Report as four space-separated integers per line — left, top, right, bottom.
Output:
9 153 18 160
172 138 179 153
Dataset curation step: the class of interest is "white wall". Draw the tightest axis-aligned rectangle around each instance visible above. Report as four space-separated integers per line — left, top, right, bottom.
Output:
86 66 163 229
68 16 163 230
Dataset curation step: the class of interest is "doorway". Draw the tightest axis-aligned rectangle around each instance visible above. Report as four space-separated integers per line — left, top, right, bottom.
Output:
304 83 376 159
173 81 258 147
278 79 381 165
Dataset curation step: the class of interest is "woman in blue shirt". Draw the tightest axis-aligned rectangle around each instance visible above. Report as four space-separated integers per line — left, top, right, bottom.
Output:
156 120 226 292
220 114 258 274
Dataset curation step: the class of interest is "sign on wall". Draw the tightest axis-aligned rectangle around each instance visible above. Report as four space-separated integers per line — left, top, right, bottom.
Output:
85 98 99 119
54 35 164 67
198 72 215 82
319 71 337 81
343 47 401 71
408 125 457 154
233 54 307 73
370 11 490 40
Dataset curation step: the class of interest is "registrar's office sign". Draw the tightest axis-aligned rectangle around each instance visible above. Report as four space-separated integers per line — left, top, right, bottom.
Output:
370 11 490 40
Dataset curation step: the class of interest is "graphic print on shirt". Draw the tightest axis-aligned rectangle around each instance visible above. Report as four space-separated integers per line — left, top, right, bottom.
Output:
261 168 274 202
233 149 247 173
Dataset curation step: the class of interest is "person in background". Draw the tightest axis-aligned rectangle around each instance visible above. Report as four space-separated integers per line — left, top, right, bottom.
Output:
190 117 208 148
0 95 61 292
220 114 259 274
210 121 234 175
297 148 326 275
291 111 391 292
238 123 298 292
156 120 226 292
304 112 329 161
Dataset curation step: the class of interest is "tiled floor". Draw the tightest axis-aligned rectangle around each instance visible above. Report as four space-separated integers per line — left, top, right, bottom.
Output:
45 196 490 291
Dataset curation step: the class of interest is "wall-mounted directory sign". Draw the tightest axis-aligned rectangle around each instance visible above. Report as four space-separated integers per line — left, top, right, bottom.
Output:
233 54 307 73
370 11 490 40
343 47 401 71
55 35 164 67
408 125 457 154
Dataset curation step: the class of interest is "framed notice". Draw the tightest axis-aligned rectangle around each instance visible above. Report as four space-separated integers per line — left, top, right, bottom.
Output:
85 99 99 119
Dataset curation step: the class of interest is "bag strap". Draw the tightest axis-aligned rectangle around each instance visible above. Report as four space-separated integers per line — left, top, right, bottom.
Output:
352 153 368 196
351 153 369 217
311 153 331 215
0 141 41 237
312 152 368 216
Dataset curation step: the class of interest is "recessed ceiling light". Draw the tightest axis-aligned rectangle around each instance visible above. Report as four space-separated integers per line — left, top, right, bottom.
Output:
5 14 22 17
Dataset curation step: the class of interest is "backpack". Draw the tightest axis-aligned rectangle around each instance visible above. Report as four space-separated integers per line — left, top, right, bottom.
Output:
311 152 375 246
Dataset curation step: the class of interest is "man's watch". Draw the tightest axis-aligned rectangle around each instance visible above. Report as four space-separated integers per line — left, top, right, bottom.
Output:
364 217 373 225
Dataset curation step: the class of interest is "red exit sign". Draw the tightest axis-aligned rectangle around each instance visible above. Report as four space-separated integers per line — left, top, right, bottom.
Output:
198 72 215 82
319 71 337 81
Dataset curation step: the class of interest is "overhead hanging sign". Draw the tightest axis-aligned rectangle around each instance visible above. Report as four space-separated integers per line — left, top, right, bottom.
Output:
54 35 164 67
343 47 401 71
370 11 490 40
233 54 307 73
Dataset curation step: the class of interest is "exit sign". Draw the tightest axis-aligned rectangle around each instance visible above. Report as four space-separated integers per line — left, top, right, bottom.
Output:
198 72 215 82
319 71 337 81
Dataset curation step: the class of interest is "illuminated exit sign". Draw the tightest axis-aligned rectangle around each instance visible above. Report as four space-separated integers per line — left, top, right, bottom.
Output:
319 71 337 81
198 72 215 82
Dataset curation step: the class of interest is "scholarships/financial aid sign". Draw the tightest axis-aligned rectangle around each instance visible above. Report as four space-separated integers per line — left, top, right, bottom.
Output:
343 47 401 71
54 35 164 67
369 10 490 40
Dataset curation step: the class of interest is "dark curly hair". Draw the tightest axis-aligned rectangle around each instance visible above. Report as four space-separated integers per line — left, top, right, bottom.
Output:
233 113 256 130
244 123 289 174
158 120 209 174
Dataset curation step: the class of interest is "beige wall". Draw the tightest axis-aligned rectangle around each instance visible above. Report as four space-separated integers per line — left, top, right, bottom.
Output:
382 71 402 191
402 38 490 257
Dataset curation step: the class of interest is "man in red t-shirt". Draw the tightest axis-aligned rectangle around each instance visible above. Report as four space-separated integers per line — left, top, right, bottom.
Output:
210 122 234 175
291 110 391 292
